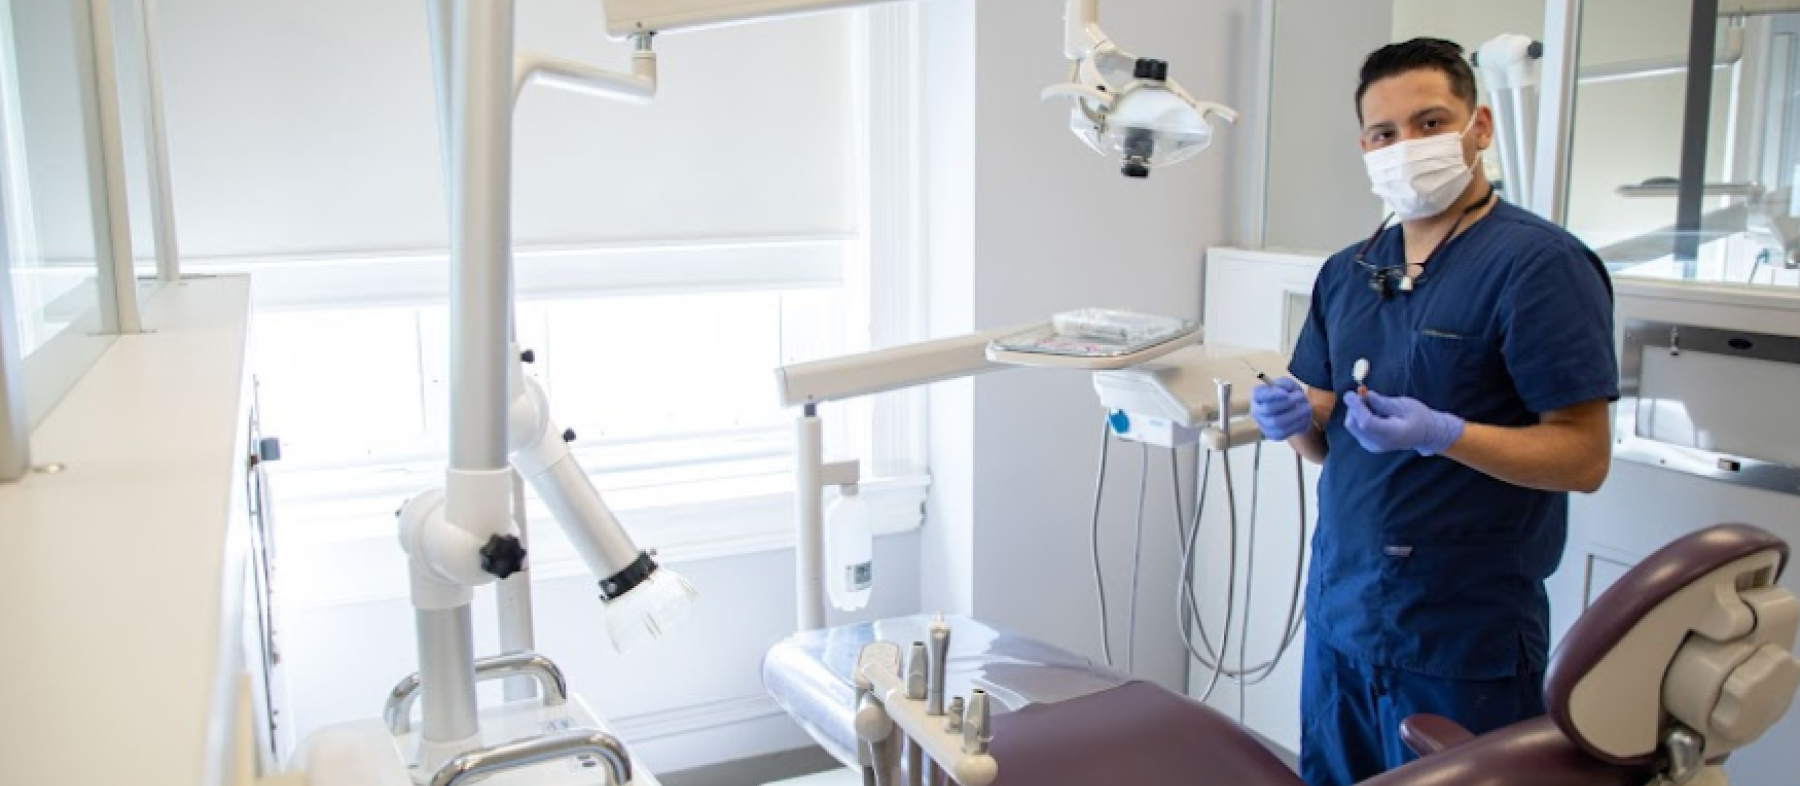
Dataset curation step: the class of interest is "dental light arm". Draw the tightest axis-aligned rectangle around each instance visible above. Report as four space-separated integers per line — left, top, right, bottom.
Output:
597 0 1236 180
506 358 697 653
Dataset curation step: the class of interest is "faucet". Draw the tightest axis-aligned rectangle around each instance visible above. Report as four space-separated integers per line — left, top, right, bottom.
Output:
387 651 569 735
430 728 632 786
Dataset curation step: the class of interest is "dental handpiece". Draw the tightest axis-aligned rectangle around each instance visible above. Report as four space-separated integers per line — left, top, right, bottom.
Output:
906 641 928 701
856 680 878 786
855 641 904 786
927 615 950 716
962 689 992 756
1215 378 1235 448
858 692 896 786
933 696 963 786
904 642 927 786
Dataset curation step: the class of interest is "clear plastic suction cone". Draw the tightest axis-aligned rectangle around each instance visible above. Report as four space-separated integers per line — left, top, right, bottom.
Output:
600 553 699 653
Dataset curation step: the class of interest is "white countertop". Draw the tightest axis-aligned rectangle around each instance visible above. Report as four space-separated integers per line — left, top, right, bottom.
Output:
0 276 254 786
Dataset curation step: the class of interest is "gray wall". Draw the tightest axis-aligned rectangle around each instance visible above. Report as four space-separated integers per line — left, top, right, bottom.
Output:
1261 0 1393 255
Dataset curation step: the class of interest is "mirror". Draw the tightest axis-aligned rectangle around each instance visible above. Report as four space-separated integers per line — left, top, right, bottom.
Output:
1566 0 1800 289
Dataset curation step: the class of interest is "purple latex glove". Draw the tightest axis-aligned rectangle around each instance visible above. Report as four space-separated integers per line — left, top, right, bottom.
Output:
1343 390 1465 456
1250 377 1312 441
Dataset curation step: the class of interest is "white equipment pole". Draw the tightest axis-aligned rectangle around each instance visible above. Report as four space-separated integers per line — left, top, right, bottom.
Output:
796 406 826 631
413 0 519 766
139 0 181 283
498 469 538 701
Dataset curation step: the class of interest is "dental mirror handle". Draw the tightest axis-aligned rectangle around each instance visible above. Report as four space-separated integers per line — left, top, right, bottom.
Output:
1214 378 1234 447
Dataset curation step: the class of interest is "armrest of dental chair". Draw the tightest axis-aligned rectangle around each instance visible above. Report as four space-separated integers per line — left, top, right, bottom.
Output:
1398 714 1474 757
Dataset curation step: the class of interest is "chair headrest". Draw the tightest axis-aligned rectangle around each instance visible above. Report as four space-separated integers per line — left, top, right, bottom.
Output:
1546 524 1797 766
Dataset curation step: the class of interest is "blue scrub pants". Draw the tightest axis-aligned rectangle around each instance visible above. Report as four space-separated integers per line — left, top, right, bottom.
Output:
1298 634 1546 786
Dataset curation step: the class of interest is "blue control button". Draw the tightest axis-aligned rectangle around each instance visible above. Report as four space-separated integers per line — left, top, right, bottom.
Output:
1108 410 1131 434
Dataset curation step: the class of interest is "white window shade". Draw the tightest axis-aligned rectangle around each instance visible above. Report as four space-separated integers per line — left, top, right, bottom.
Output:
157 0 856 260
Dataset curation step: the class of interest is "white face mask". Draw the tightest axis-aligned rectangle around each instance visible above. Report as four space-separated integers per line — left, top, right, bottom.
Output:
1363 115 1481 221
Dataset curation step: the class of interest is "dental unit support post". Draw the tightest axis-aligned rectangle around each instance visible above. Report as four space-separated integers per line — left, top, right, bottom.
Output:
405 1 518 766
779 326 1029 630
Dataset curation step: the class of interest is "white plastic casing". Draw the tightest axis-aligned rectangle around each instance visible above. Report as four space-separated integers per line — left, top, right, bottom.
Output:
603 0 900 37
1663 586 1800 751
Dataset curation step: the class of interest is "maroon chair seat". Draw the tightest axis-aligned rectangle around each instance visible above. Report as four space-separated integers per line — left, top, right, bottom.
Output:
1368 717 1652 786
988 681 1302 786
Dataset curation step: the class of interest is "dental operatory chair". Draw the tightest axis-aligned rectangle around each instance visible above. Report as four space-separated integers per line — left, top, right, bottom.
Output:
764 523 1798 786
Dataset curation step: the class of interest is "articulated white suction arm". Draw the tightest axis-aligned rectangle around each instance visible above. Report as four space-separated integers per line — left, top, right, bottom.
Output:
506 354 698 653
396 353 700 652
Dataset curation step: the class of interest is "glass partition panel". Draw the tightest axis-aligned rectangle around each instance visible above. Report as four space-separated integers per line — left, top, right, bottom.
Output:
2 0 121 429
4 0 105 355
1567 0 1800 288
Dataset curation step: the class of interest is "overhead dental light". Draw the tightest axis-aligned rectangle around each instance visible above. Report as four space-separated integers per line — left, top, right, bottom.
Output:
602 0 1237 179
1042 0 1239 178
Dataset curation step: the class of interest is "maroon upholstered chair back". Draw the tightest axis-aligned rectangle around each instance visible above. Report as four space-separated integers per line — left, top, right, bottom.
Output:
1544 524 1796 766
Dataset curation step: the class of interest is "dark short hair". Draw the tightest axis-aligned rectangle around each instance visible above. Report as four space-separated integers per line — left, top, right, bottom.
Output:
1356 38 1478 123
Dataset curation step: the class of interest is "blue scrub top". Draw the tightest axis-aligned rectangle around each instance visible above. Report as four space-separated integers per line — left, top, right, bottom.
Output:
1289 199 1618 681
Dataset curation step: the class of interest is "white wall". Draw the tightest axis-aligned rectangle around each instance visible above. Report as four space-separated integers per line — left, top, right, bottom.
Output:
919 0 1260 694
919 0 976 619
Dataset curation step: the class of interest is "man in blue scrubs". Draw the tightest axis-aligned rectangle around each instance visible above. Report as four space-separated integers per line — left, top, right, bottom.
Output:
1248 39 1618 786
